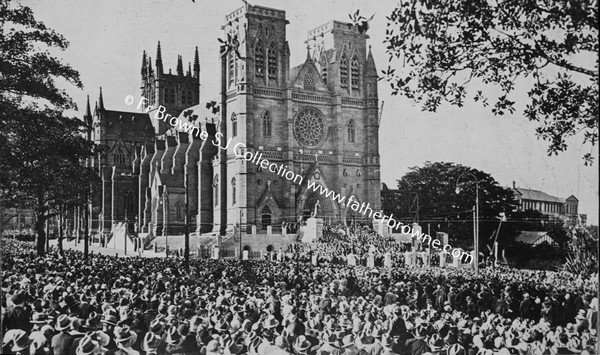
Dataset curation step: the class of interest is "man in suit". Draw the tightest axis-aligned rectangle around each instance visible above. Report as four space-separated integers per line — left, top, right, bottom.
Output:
2 291 32 333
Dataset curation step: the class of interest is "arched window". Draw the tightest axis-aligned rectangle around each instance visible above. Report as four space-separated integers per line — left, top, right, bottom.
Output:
255 40 265 78
213 175 219 207
303 70 316 91
347 120 355 143
231 113 237 138
113 148 125 166
261 206 272 229
340 53 348 89
231 178 236 205
351 55 359 90
268 42 277 81
262 111 272 137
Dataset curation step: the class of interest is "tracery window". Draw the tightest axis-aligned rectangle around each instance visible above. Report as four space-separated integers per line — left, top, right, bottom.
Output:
255 40 265 78
303 70 316 91
268 42 277 81
348 120 355 143
351 55 359 90
293 108 325 147
262 111 272 137
340 53 348 89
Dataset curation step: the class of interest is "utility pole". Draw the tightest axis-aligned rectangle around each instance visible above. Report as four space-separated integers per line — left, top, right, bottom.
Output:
184 169 190 270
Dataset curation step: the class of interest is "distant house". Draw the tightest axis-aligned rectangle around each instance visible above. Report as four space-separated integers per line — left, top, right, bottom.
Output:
511 182 584 225
515 231 556 247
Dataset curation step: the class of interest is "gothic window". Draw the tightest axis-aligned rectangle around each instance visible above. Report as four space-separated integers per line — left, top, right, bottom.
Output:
176 202 183 219
231 178 237 205
303 70 316 91
228 51 235 87
351 55 359 90
340 53 348 89
320 53 328 84
261 206 272 229
213 175 219 207
268 42 277 82
293 108 325 147
113 148 125 166
231 113 238 137
262 111 272 137
255 40 265 79
348 120 355 143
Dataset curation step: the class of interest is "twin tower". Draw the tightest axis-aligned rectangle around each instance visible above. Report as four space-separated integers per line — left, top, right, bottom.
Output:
87 4 381 237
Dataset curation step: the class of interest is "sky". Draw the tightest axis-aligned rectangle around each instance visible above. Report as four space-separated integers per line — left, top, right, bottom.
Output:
23 0 599 224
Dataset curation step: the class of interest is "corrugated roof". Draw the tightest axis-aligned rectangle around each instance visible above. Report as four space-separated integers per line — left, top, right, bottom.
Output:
515 231 551 244
514 188 565 203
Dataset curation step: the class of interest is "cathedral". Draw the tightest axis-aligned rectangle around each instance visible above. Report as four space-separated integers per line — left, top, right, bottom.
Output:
85 4 381 238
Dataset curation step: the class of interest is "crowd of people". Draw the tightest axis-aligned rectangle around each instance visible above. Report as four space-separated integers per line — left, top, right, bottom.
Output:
2 234 598 355
291 226 410 266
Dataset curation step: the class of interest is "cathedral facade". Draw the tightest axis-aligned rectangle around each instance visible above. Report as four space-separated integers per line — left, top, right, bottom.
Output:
86 4 381 237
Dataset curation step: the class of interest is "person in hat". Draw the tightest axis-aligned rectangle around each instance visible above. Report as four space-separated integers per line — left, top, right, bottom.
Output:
405 324 431 355
204 339 221 355
11 330 33 355
114 325 139 355
75 333 108 355
52 314 75 355
142 332 164 355
4 291 32 333
381 334 400 355
317 332 342 355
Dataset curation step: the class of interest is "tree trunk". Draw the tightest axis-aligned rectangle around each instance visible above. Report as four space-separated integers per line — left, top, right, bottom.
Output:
35 214 46 256
58 207 64 255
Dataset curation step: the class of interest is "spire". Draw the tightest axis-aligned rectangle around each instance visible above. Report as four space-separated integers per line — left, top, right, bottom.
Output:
187 62 192 77
141 50 147 75
176 55 183 76
156 42 163 75
85 95 92 117
98 87 104 110
193 46 200 78
366 44 377 75
84 95 92 126
306 44 311 61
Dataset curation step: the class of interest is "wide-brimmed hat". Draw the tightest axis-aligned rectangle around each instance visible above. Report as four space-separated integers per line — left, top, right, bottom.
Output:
263 315 279 330
223 341 244 355
76 334 107 355
294 335 312 353
100 313 118 326
114 326 135 344
149 318 164 333
448 343 466 355
11 331 33 352
55 314 72 331
81 312 102 330
142 332 162 352
429 334 445 350
165 326 181 345
30 312 53 324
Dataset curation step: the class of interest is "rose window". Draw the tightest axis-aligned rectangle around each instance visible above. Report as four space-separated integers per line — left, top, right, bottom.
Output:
293 108 325 147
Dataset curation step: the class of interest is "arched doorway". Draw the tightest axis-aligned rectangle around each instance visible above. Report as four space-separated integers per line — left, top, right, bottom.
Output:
261 206 272 230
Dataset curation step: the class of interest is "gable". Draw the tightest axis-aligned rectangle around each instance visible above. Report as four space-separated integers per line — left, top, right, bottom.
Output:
291 58 328 93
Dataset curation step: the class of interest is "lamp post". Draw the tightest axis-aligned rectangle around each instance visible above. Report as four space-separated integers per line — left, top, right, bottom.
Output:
239 210 244 260
456 171 479 275
184 169 189 270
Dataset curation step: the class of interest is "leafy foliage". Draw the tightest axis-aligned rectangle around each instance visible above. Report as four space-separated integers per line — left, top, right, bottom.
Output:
0 0 82 110
380 1 598 164
560 226 598 276
0 105 102 255
385 162 516 250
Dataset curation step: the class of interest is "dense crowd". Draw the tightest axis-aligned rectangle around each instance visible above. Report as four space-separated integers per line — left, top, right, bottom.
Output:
2 237 598 355
291 226 410 265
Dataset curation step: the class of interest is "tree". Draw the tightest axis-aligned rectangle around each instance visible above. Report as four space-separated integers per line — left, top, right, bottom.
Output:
379 1 598 164
389 162 516 251
0 0 82 110
0 105 101 255
1 0 100 256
